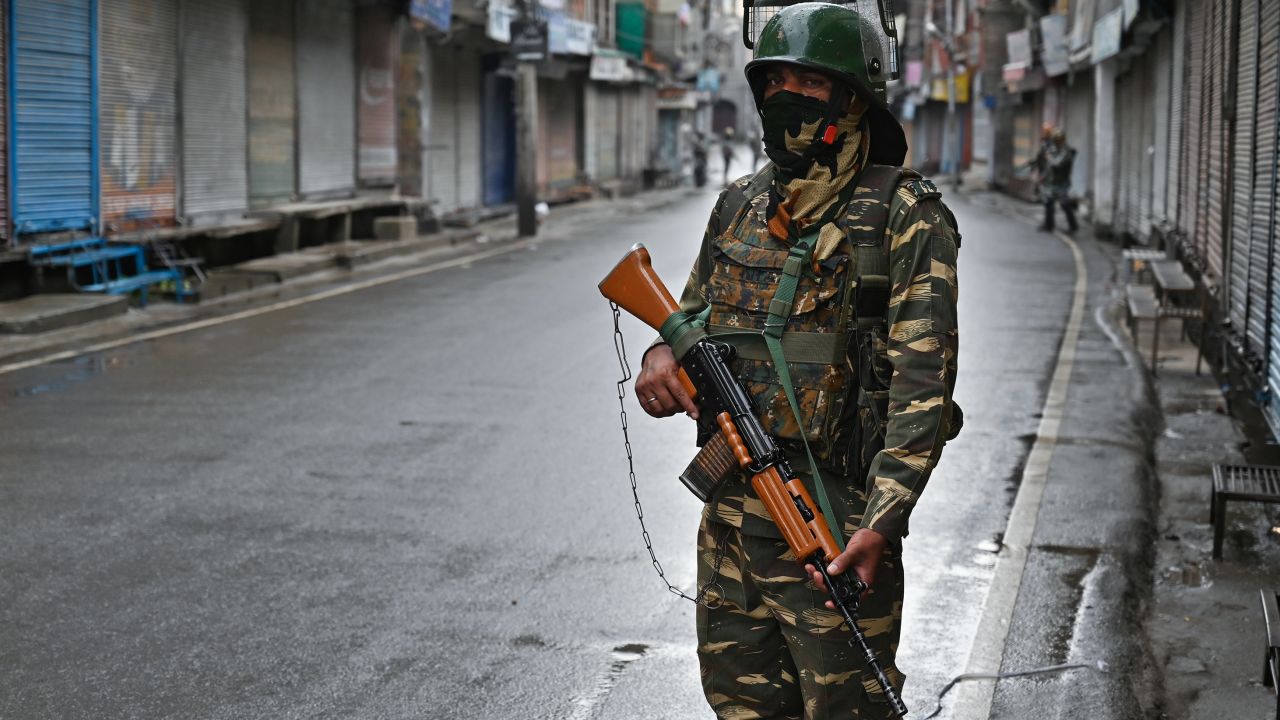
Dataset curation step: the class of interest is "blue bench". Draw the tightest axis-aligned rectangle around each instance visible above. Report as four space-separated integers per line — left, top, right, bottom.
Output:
26 237 187 305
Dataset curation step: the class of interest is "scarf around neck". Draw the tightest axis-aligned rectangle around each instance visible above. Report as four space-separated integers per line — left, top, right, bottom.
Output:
766 100 870 263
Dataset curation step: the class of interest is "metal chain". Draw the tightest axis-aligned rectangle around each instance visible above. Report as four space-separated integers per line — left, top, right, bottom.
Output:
611 302 725 608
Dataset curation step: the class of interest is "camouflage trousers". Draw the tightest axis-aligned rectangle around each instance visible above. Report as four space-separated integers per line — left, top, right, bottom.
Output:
695 518 905 719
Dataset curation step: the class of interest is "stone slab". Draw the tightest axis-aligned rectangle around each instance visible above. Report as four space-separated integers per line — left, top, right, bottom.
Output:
373 216 417 241
0 294 129 334
229 251 338 282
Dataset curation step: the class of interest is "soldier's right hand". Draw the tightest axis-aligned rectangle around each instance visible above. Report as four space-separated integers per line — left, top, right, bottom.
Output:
636 344 699 420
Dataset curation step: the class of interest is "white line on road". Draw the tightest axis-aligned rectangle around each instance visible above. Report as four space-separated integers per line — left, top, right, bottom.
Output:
0 239 535 377
949 228 1088 719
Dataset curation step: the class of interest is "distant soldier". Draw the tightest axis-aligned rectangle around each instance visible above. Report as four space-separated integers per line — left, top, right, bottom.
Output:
720 127 736 185
1039 128 1078 233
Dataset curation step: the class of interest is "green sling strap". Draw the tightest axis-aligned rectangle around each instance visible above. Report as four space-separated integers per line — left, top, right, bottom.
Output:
760 229 847 551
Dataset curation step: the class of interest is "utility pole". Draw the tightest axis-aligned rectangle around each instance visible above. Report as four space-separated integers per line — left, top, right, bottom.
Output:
512 0 544 237
515 61 539 237
943 0 958 190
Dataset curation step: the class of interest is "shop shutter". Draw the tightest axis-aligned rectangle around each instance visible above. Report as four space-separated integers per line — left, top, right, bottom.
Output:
1166 1 1186 225
426 43 459 214
1229 0 1259 339
481 61 516 206
180 0 248 222
1255 2 1279 378
1138 50 1158 237
1202 0 1229 283
1151 31 1171 225
1180 0 1205 238
456 56 482 210
0 0 9 243
357 2 397 187
1065 78 1092 199
11 0 95 236
538 76 581 195
297 0 356 199
100 0 177 233
593 85 619 182
247 0 295 209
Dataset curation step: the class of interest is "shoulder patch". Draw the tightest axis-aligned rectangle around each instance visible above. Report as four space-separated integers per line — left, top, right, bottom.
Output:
900 178 942 204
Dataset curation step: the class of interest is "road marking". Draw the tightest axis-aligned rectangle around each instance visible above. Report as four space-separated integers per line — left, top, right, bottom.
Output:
0 239 535 377
950 229 1087 719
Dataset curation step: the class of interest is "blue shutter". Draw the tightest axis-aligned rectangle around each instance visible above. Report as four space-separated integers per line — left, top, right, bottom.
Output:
9 0 96 236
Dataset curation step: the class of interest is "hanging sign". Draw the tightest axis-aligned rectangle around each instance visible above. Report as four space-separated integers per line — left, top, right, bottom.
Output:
511 18 548 62
410 0 452 33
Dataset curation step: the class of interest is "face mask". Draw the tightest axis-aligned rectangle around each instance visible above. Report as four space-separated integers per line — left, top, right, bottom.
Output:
760 90 839 177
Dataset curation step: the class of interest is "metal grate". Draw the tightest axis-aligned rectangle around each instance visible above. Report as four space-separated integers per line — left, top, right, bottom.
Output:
1214 464 1280 500
744 0 898 80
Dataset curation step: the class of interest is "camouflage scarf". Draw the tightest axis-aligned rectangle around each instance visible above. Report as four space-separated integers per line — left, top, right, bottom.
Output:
765 99 869 262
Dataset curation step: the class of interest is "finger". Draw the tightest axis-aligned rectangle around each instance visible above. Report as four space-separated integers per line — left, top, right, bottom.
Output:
665 373 699 419
648 384 681 417
636 380 672 417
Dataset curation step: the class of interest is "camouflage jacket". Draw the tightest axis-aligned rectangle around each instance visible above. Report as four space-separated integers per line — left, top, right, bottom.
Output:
663 168 960 543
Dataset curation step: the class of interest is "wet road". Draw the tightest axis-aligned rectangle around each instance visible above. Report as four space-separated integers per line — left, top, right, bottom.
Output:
0 167 1077 718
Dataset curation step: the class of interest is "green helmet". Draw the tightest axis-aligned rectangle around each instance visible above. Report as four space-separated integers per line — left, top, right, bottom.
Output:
745 2 907 165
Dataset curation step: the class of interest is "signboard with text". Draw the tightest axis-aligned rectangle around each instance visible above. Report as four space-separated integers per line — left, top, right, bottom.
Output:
410 0 452 33
511 18 548 62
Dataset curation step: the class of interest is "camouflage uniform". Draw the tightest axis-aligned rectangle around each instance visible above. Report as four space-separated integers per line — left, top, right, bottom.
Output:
670 166 960 718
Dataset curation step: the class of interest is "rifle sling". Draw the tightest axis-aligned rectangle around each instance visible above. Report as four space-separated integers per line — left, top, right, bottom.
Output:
705 325 848 364
759 229 846 551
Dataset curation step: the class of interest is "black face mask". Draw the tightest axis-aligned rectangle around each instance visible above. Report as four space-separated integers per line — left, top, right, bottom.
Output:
759 90 845 180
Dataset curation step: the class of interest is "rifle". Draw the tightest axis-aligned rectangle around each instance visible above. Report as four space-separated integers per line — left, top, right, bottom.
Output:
599 243 908 718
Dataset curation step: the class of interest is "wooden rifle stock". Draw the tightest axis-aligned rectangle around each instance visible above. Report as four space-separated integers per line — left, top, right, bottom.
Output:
599 243 698 400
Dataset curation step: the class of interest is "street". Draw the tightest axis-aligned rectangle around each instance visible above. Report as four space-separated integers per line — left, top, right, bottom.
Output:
0 170 1083 719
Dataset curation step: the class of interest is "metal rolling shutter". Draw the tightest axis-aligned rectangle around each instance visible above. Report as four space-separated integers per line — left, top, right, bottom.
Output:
1065 78 1092 200
456 55 482 210
427 42 458 214
297 0 356 199
1229 0 1259 339
247 0 295 209
1166 1 1186 225
1138 50 1158 237
357 2 397 187
0 0 8 243
538 77 578 194
1202 0 1229 282
481 63 515 206
593 85 619 182
1256 2 1279 396
1184 0 1208 241
11 0 96 236
180 0 247 222
1152 31 1171 225
100 0 177 233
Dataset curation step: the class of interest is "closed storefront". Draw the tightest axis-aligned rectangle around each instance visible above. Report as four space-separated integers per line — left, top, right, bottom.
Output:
180 0 247 223
426 40 482 216
11 0 96 236
1064 75 1093 202
396 22 426 198
1199 0 1229 283
590 83 620 182
0 0 9 243
537 75 582 197
1165 0 1186 226
357 1 397 188
297 0 356 199
1179 0 1206 240
100 0 177 233
1259 2 1280 430
1228 0 1259 339
481 55 515 206
247 0 294 209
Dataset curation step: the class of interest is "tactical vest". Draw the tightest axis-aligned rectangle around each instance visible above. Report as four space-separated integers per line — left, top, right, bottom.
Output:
701 164 956 478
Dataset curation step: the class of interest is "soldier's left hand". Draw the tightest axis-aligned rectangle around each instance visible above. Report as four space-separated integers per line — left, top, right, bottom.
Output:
805 528 888 606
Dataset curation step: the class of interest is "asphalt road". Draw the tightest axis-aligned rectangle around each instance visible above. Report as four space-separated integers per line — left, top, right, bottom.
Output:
0 167 1080 719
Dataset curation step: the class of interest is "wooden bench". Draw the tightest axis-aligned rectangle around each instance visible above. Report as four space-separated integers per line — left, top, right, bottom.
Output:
1210 464 1280 560
1262 589 1279 719
1122 247 1165 282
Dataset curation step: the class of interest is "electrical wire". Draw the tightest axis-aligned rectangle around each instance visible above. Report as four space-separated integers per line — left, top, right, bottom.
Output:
921 660 1108 719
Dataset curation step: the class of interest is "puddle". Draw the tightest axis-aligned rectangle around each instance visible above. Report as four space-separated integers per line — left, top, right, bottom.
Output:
9 353 131 398
567 643 650 720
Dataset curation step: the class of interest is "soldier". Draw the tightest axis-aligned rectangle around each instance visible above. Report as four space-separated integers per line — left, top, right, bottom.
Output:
1038 128 1078 233
635 3 961 718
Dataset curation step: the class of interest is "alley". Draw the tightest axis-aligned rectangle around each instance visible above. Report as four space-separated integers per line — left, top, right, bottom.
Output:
0 171 1083 718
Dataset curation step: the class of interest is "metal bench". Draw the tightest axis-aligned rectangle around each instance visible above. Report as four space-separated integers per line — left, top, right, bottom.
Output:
1121 247 1165 282
1210 464 1280 560
1262 589 1279 719
25 237 186 305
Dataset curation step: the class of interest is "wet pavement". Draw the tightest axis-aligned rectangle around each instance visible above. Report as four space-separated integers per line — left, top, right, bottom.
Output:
1 163 1121 719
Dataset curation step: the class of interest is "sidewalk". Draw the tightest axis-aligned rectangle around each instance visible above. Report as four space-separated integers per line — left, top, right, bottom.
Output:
969 190 1279 720
0 186 695 370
